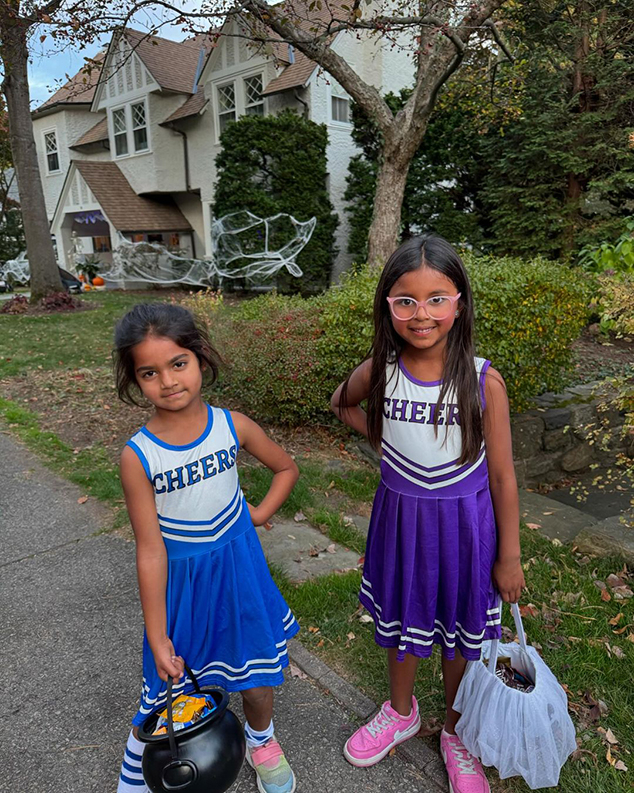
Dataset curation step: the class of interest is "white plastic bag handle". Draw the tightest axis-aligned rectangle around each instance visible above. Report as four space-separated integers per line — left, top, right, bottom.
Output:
487 601 528 674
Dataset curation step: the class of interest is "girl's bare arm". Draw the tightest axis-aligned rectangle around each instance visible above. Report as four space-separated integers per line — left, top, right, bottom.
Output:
121 446 184 681
483 369 525 603
330 359 372 437
230 413 299 527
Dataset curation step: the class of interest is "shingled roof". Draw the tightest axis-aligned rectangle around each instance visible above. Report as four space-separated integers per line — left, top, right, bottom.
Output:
34 53 105 115
74 161 191 233
161 91 208 125
71 117 109 148
261 0 350 95
124 29 210 95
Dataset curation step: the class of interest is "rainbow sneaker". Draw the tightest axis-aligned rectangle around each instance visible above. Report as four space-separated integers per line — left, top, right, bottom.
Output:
440 731 490 793
343 696 421 767
246 737 296 793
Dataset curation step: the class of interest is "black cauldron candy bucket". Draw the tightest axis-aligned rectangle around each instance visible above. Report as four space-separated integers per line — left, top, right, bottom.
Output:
138 664 245 792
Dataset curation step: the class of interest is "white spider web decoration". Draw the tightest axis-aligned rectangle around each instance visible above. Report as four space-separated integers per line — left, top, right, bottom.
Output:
102 210 316 286
1 252 30 285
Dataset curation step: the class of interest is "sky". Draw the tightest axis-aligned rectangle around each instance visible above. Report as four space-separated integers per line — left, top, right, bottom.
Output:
27 2 209 108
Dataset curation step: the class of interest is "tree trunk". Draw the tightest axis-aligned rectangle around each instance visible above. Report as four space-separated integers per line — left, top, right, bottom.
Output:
366 142 412 266
1 15 62 300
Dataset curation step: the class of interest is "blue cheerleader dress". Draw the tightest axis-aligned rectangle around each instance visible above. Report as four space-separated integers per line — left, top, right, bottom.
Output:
126 404 299 727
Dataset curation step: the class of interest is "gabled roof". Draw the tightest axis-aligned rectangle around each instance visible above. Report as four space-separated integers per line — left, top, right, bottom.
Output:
71 117 109 148
33 53 105 116
261 0 350 95
123 29 212 95
161 91 208 125
73 161 191 232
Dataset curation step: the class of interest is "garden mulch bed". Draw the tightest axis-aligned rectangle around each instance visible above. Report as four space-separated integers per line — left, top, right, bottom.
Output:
0 366 354 468
570 328 634 384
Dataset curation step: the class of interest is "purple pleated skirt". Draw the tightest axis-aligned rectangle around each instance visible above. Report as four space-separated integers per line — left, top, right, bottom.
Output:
360 474 501 662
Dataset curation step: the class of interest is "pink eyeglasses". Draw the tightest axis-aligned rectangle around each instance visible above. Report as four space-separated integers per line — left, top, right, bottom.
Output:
387 293 462 321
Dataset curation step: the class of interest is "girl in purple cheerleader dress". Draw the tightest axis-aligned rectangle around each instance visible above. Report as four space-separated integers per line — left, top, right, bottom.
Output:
332 235 525 793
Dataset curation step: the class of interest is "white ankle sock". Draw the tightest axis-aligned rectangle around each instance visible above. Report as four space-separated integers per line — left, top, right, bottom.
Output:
117 730 148 792
244 719 275 748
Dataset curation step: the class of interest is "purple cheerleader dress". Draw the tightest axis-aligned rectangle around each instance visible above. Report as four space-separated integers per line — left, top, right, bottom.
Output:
360 358 502 662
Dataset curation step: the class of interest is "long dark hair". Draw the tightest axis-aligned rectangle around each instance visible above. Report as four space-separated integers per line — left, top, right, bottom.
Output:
342 234 483 465
113 303 221 406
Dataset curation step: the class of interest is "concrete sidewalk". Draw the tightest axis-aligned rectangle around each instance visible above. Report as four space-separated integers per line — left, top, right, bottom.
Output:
0 430 442 793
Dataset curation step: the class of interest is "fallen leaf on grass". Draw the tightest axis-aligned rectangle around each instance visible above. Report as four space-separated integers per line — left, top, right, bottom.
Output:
308 626 320 634
606 574 625 588
606 747 628 771
519 603 539 618
612 625 629 635
593 579 607 590
293 511 306 522
289 663 308 680
613 586 633 600
601 589 612 602
316 639 324 648
627 633 634 644
77 495 88 504
526 523 541 530
359 614 374 624
608 613 624 626
346 631 356 641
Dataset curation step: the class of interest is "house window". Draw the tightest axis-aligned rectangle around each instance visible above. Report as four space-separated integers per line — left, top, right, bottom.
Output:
131 102 148 152
332 95 350 124
331 80 351 124
112 108 128 156
217 83 237 132
93 236 112 252
244 75 264 116
44 131 60 172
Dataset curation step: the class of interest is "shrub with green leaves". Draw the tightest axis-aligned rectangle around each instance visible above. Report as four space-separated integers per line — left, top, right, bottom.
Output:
210 255 591 423
464 253 592 408
578 219 634 275
593 274 634 338
210 293 324 425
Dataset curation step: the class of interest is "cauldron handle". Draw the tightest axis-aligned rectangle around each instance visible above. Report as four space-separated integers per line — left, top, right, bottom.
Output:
160 664 202 790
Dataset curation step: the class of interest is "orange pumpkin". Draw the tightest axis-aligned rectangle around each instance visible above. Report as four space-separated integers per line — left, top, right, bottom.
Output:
92 276 105 286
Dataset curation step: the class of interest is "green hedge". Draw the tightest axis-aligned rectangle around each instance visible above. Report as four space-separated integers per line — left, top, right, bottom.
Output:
210 256 592 424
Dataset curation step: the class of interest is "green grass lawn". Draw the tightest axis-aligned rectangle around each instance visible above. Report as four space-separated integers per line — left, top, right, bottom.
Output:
0 291 155 377
2 291 633 791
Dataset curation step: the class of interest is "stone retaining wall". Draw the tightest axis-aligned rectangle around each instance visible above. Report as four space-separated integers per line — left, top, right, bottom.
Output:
512 382 632 487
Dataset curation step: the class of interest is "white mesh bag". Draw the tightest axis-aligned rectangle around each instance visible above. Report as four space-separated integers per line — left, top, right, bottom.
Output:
453 602 577 789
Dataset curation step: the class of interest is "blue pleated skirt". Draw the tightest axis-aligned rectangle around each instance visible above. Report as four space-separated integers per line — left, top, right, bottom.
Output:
132 525 299 726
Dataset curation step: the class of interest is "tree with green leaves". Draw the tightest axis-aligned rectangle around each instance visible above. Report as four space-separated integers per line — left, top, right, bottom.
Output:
478 0 634 259
344 89 487 260
345 0 634 260
212 110 338 293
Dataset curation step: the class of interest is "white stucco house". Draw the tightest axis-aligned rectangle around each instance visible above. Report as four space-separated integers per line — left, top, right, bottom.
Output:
32 2 413 280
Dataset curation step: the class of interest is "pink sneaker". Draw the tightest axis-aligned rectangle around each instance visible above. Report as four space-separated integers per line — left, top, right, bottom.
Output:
440 731 490 793
343 696 421 767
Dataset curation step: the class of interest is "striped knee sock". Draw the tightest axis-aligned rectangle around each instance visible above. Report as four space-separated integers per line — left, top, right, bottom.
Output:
117 730 148 791
244 719 275 748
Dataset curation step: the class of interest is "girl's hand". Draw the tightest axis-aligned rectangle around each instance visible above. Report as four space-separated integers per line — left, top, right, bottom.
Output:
150 636 185 682
492 557 525 604
247 502 272 530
